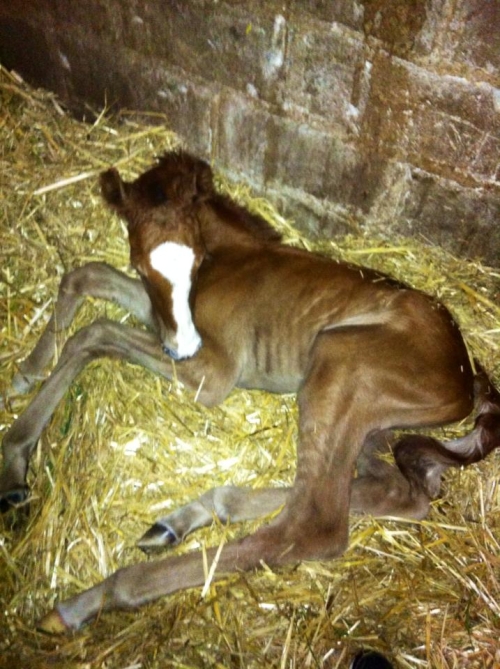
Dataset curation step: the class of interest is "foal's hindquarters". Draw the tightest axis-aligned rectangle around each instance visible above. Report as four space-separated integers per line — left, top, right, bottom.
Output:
250 290 474 562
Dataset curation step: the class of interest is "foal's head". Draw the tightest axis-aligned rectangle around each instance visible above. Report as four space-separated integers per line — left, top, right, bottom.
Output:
100 152 214 360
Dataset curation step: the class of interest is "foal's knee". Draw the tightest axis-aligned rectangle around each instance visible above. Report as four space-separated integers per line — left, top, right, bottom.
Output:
63 318 114 359
59 262 106 299
58 265 86 301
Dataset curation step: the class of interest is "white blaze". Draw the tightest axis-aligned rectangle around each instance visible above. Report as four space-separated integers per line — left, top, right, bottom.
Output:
149 241 202 359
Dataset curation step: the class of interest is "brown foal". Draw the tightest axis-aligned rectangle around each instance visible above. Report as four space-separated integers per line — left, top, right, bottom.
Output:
1 151 499 632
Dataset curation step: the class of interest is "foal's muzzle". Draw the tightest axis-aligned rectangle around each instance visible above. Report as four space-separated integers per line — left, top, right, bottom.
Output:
162 344 183 361
162 341 202 361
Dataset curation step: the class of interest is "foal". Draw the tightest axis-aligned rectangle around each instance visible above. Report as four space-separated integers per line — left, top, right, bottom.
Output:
1 151 498 633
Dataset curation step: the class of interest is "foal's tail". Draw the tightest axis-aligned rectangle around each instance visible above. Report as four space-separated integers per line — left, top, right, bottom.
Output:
395 364 500 499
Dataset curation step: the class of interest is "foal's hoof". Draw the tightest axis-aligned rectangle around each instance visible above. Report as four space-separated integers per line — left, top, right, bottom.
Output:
0 487 29 515
37 608 70 635
136 521 179 553
350 650 394 669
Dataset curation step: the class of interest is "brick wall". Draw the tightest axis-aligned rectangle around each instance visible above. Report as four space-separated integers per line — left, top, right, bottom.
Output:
1 0 499 266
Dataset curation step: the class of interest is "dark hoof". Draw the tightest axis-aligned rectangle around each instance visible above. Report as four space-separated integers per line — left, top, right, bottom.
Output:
350 650 393 669
136 521 179 554
37 608 71 635
0 487 29 514
0 488 30 530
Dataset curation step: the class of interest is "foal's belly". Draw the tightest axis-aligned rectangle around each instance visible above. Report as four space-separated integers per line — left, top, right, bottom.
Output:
235 323 312 393
237 369 302 394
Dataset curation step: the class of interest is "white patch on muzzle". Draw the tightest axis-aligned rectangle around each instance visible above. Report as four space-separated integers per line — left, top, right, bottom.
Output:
149 241 202 359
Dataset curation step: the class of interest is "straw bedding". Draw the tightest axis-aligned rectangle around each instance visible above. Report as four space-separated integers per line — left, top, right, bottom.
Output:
0 65 499 669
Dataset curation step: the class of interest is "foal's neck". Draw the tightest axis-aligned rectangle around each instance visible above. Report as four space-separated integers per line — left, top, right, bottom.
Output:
197 196 282 252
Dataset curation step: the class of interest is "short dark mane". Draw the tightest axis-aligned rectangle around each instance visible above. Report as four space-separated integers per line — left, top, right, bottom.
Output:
158 151 199 172
210 194 283 243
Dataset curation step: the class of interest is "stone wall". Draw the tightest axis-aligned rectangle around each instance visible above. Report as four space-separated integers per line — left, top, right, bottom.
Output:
1 0 499 266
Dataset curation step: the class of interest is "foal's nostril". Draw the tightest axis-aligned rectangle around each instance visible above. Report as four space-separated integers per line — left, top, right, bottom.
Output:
162 345 181 360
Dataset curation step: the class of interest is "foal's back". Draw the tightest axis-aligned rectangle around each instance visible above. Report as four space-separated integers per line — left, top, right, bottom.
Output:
191 231 473 400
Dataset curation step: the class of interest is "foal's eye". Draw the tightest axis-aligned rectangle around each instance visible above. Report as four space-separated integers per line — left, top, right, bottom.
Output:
149 182 168 206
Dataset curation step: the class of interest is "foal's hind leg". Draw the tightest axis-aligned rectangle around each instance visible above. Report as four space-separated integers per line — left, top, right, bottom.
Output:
137 485 290 551
135 432 430 553
254 324 472 562
35 329 402 632
141 331 403 560
350 430 432 520
10 263 154 396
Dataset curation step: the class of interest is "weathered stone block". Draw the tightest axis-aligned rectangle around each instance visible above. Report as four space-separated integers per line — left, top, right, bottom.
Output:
360 0 429 57
0 0 499 266
266 183 360 240
435 0 500 72
284 18 365 131
119 1 287 106
266 117 360 203
289 0 364 32
351 53 500 207
131 63 216 158
403 63 500 136
398 169 500 266
215 91 272 186
408 106 500 183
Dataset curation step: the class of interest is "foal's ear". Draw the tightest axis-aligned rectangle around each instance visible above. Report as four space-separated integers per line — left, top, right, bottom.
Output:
194 160 215 200
100 168 128 209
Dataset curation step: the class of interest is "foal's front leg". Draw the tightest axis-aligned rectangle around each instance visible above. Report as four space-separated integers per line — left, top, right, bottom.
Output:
0 321 163 509
0 319 239 511
10 262 154 397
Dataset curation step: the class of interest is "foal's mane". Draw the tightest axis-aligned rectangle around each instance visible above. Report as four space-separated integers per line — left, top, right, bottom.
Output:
209 194 283 243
